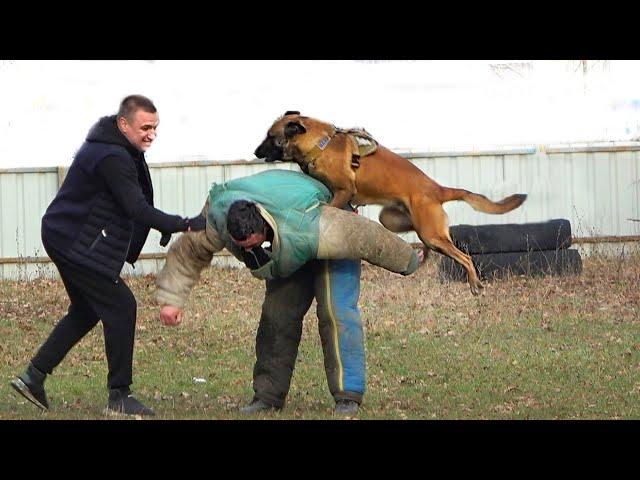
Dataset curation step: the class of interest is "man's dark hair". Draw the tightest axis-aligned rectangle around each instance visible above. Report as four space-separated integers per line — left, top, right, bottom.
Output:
117 95 157 122
226 200 266 241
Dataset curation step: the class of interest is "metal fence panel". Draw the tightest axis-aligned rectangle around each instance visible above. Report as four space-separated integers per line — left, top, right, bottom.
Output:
1 146 639 280
0 169 58 279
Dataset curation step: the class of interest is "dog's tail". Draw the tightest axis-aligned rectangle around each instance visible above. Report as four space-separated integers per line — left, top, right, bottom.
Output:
441 188 527 214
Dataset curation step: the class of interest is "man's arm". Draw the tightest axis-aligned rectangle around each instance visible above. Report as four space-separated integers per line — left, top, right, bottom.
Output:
97 155 202 234
155 198 225 322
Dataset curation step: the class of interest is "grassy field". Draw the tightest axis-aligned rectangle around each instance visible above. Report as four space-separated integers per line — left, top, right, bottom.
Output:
1 251 638 420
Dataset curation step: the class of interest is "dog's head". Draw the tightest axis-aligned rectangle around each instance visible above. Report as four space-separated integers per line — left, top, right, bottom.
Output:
254 111 333 163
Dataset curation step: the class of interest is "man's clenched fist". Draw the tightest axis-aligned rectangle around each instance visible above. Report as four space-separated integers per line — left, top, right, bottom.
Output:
160 305 183 326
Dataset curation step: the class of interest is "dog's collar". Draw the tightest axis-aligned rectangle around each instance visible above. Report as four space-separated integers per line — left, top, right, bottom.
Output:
302 126 338 165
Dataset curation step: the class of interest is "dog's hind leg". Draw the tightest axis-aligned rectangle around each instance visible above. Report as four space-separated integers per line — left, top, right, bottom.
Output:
410 200 484 295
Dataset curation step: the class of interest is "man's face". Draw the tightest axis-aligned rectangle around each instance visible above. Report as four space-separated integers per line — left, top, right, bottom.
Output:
118 109 159 152
231 231 267 251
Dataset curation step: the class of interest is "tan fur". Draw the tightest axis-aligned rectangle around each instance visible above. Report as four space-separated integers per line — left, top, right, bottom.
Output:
258 113 527 295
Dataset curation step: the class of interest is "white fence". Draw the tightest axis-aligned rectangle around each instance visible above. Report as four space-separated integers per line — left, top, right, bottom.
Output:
1 144 639 280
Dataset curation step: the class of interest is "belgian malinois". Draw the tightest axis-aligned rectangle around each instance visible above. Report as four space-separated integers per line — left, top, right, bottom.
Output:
255 111 527 295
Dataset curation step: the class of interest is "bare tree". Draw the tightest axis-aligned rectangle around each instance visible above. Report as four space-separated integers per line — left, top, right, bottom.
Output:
489 62 533 79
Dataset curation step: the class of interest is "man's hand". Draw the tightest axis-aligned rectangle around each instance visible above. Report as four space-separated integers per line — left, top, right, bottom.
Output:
160 305 183 326
186 214 206 232
160 233 172 247
417 248 426 264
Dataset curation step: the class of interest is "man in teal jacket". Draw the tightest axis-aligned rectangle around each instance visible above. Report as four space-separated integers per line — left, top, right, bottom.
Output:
156 169 421 415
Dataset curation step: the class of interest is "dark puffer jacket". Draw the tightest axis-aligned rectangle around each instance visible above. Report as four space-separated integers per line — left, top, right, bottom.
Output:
42 115 189 282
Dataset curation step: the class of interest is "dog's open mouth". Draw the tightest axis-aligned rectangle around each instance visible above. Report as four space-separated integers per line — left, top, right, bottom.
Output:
254 139 284 163
254 155 278 162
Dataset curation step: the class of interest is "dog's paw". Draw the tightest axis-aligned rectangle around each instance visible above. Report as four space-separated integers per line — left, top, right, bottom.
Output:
470 282 484 296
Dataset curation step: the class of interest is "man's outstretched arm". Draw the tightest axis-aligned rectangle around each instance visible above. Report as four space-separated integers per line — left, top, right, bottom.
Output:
155 198 225 324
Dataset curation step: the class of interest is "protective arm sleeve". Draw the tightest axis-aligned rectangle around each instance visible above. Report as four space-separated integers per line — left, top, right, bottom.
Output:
316 205 419 275
155 198 226 308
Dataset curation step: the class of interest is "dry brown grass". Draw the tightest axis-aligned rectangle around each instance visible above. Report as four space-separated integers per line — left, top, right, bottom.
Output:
1 251 639 419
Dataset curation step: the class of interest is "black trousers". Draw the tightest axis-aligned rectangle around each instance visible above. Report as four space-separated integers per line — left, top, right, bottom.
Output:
32 240 137 390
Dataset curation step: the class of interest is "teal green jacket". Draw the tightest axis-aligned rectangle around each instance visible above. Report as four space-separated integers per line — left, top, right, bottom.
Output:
207 169 332 280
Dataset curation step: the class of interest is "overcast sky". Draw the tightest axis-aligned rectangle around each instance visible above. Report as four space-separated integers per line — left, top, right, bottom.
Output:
1 60 639 168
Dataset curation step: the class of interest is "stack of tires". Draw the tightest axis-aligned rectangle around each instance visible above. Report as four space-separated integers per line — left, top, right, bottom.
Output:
438 219 583 282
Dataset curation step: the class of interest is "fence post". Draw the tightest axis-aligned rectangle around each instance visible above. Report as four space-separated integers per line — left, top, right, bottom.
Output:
57 166 68 189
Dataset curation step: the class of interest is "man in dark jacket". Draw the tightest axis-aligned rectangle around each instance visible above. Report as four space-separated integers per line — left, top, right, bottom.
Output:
10 94 205 417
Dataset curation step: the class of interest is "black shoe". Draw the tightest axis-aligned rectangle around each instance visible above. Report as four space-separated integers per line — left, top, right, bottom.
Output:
10 363 49 410
335 399 359 415
104 388 155 417
239 398 280 414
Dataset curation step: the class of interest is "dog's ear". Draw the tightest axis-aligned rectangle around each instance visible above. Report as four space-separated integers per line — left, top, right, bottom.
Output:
285 121 306 138
284 110 300 116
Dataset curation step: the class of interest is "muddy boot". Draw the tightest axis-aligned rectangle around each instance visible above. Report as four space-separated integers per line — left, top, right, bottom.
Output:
335 399 359 416
239 398 281 414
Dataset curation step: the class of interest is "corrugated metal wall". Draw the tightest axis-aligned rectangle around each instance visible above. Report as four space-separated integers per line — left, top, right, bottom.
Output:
1 146 639 280
0 167 60 280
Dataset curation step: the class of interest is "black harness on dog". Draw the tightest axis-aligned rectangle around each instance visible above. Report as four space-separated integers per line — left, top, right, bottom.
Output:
301 126 378 171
